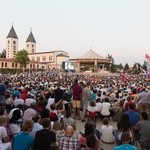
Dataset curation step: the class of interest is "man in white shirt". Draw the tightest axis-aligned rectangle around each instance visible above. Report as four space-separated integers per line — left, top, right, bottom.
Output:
13 95 25 107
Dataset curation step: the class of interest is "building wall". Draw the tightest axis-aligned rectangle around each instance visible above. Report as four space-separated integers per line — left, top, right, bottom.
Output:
26 42 36 54
28 51 69 69
6 38 18 58
56 56 69 69
0 60 46 70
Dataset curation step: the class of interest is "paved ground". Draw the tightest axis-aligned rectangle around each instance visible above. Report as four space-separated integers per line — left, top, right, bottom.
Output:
75 117 141 150
76 117 116 150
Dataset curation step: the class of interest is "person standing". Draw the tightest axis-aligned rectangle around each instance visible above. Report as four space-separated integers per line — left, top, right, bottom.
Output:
72 79 82 119
81 82 90 122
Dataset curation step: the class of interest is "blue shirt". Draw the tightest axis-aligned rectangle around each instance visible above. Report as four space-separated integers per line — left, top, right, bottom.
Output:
13 132 34 150
113 144 137 150
126 110 140 126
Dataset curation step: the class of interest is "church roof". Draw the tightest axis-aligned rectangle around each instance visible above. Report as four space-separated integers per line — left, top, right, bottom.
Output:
75 49 106 60
56 53 69 57
7 26 18 39
26 31 36 43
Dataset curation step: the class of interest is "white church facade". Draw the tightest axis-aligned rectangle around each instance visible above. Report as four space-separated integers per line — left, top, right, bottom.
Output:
0 25 69 70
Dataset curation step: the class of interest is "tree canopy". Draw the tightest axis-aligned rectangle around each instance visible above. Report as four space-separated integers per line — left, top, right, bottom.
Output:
0 49 6 58
14 49 30 69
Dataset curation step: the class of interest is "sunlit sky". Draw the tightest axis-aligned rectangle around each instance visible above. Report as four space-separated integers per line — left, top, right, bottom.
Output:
0 0 150 66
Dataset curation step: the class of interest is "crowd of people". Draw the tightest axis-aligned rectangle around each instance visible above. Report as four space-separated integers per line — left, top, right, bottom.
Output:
0 71 150 150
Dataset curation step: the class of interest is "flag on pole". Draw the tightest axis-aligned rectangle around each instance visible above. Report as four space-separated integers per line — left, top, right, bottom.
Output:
145 53 150 59
144 61 148 66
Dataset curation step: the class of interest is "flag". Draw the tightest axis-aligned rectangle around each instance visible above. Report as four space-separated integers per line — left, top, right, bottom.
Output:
145 53 150 59
144 61 147 66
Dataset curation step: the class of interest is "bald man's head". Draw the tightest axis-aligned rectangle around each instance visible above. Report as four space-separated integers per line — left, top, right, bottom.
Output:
65 125 74 137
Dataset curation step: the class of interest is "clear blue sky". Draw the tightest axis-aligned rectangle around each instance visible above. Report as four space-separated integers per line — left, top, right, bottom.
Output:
0 0 150 66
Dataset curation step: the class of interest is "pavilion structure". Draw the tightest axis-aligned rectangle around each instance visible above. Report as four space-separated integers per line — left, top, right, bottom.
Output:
69 49 111 72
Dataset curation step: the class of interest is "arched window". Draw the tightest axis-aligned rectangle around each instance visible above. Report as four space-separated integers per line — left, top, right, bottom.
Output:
15 63 17 68
13 41 16 44
5 63 7 68
12 63 14 68
2 62 4 68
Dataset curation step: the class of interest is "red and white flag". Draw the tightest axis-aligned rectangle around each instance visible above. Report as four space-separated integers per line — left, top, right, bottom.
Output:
145 53 150 59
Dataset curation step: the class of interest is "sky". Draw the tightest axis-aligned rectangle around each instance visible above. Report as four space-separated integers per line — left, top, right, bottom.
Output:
0 0 150 66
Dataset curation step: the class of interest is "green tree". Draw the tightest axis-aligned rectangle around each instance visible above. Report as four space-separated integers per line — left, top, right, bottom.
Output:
124 63 129 72
0 49 6 58
105 54 117 72
15 49 30 71
118 63 124 70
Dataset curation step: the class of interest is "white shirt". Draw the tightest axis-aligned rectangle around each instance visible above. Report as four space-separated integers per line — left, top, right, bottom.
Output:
87 106 98 112
23 108 37 121
101 125 115 143
25 98 36 107
46 98 55 111
96 102 102 112
101 102 110 116
30 123 43 138
0 126 7 144
13 98 24 107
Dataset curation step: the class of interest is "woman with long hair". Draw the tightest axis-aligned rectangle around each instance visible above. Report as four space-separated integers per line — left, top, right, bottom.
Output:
116 113 135 145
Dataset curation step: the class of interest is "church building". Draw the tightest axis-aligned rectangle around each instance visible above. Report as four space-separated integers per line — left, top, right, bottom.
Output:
0 25 69 71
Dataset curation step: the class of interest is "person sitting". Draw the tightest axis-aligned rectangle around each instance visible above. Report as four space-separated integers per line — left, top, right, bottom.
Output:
9 109 23 138
79 122 95 149
113 132 137 150
34 118 57 150
30 114 43 138
100 117 115 144
125 103 140 127
58 125 78 150
0 116 11 150
86 133 100 150
116 113 135 145
62 110 75 130
134 112 150 149
50 100 65 122
87 101 98 121
13 120 34 150
100 98 111 120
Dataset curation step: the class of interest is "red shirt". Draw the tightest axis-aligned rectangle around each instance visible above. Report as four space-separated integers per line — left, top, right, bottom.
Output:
72 84 82 100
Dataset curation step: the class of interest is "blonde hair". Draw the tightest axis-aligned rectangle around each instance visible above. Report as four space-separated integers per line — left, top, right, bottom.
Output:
53 121 62 131
22 120 34 131
0 116 5 125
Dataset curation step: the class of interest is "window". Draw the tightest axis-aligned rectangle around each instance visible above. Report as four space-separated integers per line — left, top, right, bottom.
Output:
2 62 4 68
42 56 46 61
13 41 16 44
33 64 35 68
27 44 29 48
32 44 34 48
49 55 52 61
15 63 17 68
37 64 39 68
12 63 14 68
32 49 34 53
30 64 32 68
8 41 10 44
5 63 7 68
31 57 35 61
37 57 40 61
